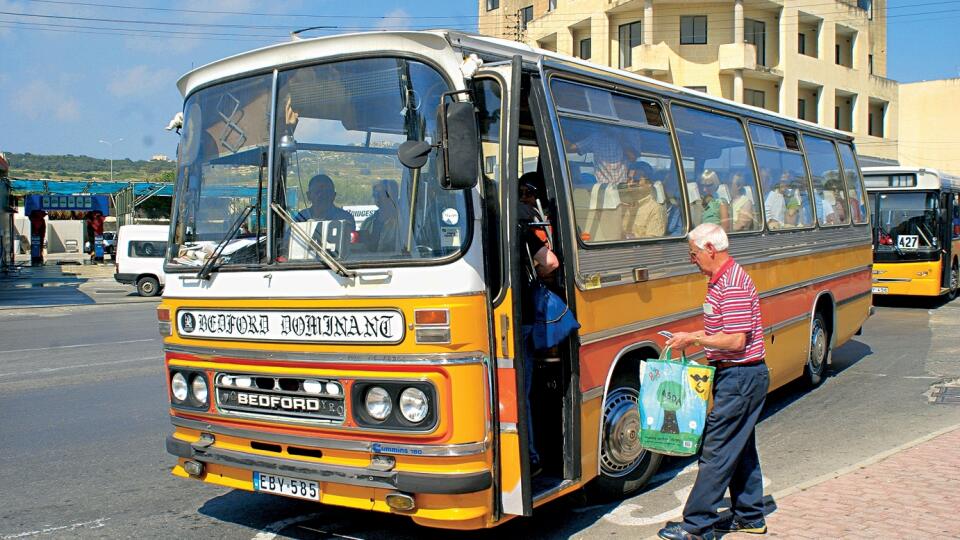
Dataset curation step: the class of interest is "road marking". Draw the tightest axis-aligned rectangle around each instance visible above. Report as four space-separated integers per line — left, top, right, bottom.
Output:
1 518 109 539
903 375 940 379
0 338 156 355
599 474 770 527
0 357 159 378
251 513 328 540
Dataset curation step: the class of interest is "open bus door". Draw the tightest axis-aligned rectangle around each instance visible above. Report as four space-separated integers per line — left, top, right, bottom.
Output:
475 55 536 518
477 55 584 519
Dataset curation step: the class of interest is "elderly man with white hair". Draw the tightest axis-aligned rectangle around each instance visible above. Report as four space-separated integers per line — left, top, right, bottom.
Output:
658 223 770 540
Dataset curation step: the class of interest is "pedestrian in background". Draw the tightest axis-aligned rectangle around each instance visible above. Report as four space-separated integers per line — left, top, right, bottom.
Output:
657 223 770 540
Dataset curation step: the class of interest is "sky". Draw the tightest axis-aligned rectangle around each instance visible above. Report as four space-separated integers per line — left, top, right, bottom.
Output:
1 0 958 162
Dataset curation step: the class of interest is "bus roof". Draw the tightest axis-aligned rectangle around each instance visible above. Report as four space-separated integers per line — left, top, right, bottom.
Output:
862 166 960 191
177 30 853 143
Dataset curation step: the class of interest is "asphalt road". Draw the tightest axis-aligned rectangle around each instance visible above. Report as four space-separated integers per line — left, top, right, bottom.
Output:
1 298 959 540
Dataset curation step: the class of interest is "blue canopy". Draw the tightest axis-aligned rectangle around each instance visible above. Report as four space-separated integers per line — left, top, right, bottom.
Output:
10 179 174 197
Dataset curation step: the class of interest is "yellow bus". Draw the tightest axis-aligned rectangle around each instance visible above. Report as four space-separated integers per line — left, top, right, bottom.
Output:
864 166 960 298
160 31 872 529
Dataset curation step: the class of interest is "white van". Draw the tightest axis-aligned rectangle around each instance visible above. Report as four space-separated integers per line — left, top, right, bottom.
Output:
114 225 169 296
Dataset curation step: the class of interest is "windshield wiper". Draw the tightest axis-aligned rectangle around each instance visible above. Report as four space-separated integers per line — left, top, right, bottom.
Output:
196 204 256 280
270 202 356 278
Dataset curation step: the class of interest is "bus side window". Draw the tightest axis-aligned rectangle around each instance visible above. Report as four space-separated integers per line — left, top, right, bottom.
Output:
751 124 814 231
804 134 850 227
672 106 762 233
551 79 685 243
837 142 868 224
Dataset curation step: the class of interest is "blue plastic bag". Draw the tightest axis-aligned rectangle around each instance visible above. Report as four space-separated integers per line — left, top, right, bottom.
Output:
530 280 580 350
638 348 715 456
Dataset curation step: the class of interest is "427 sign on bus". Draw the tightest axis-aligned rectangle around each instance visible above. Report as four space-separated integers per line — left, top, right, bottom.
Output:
177 308 405 344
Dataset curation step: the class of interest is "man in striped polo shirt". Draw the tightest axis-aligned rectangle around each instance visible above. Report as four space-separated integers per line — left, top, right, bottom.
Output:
658 223 770 540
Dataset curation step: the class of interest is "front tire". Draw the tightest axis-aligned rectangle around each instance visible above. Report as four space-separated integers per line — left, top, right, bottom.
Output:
589 372 662 500
137 276 160 297
947 260 959 301
806 313 829 387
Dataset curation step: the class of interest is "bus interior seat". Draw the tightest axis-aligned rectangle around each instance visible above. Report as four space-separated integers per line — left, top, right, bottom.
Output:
687 181 703 225
716 183 732 203
653 181 666 204
583 183 624 241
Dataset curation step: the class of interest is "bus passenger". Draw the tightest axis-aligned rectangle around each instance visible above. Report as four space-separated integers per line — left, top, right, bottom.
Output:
764 178 787 229
358 179 400 252
565 123 636 185
295 174 357 233
620 163 666 239
519 173 559 477
730 172 756 231
700 170 731 231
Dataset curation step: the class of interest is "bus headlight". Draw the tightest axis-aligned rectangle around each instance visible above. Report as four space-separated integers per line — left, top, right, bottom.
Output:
399 387 429 423
171 372 189 402
191 374 209 405
365 386 393 421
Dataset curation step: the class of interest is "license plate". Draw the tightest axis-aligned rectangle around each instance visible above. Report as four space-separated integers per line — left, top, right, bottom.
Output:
872 286 888 294
253 471 320 501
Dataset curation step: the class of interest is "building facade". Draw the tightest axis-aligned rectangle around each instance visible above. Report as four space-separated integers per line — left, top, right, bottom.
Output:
897 78 960 175
479 0 898 161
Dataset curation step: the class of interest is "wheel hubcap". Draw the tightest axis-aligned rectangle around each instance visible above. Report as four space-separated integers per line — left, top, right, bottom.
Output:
600 387 646 477
142 282 154 294
810 320 826 374
951 266 958 292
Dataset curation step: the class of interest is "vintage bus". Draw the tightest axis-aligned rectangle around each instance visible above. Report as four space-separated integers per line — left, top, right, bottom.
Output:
160 31 872 529
864 166 960 298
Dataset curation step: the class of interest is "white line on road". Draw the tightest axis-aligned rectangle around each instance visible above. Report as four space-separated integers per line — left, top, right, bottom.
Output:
0 357 160 378
252 513 328 540
0 338 157 355
1 518 109 539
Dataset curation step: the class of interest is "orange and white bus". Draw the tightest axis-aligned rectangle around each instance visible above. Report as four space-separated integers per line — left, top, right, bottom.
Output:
864 166 960 298
160 31 872 529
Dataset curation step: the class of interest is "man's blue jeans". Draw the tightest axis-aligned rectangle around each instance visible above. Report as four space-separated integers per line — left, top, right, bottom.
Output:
683 362 769 534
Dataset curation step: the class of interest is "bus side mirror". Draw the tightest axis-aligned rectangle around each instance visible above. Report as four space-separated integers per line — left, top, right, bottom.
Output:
398 140 431 170
438 101 479 190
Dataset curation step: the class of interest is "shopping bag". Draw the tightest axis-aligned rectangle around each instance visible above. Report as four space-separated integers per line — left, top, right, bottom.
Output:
530 280 580 351
638 348 716 456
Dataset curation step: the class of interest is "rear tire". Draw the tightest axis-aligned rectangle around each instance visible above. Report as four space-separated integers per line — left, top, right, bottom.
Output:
137 276 160 297
806 312 829 387
589 371 663 500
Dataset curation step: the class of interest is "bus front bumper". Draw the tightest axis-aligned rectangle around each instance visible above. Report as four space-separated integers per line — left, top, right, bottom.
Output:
165 435 491 495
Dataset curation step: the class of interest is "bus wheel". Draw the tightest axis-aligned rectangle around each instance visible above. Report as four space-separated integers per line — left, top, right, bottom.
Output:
137 276 160 297
590 373 662 499
806 313 829 387
948 261 959 301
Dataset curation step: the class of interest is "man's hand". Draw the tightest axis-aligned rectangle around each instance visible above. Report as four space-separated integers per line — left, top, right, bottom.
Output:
665 331 699 351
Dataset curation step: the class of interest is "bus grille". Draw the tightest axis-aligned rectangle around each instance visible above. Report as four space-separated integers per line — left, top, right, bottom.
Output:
215 372 345 423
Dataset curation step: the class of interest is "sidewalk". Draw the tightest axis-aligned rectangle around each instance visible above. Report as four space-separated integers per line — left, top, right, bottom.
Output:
724 425 960 539
0 256 157 309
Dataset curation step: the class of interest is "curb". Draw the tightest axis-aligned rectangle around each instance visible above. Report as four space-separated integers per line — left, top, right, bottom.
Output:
766 422 960 501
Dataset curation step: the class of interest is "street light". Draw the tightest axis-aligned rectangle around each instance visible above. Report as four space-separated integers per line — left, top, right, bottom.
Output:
98 138 124 182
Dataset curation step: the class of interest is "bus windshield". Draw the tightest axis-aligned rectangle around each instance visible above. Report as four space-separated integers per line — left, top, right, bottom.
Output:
168 57 469 270
873 191 940 251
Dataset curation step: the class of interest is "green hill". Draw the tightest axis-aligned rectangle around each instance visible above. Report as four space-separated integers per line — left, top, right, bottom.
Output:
4 152 175 183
